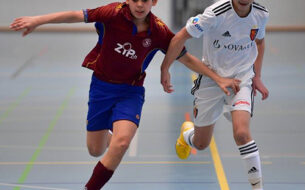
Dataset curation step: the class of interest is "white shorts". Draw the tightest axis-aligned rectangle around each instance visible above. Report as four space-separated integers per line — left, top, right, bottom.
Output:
192 70 254 127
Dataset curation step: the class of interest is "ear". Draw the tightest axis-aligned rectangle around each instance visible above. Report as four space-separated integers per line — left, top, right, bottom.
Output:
126 0 129 4
152 0 158 6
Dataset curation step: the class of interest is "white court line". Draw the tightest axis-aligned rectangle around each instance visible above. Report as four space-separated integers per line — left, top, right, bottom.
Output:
129 131 138 157
0 182 70 190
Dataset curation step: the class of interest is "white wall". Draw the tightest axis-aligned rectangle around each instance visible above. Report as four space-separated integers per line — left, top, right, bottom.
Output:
1 0 305 27
256 0 305 26
0 0 172 26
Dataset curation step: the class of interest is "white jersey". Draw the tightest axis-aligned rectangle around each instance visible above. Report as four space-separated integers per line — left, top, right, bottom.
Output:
186 0 269 78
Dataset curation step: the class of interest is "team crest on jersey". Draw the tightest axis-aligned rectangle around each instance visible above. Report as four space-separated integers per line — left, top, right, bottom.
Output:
250 26 259 41
142 38 152 48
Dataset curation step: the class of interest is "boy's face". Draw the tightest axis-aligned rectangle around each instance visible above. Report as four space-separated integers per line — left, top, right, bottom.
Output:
126 0 157 20
232 0 254 14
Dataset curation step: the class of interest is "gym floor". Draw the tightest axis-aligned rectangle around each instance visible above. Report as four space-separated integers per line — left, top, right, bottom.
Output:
0 30 305 190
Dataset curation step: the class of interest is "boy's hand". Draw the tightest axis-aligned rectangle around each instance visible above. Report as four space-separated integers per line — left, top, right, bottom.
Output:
252 76 269 100
217 77 241 96
161 69 174 93
10 16 39 36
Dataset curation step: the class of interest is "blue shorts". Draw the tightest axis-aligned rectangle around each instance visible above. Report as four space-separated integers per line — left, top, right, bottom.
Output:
86 75 145 131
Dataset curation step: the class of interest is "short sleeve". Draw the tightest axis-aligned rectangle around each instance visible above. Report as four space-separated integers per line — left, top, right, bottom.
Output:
159 25 187 59
159 25 174 51
185 8 217 38
83 3 119 23
256 13 269 40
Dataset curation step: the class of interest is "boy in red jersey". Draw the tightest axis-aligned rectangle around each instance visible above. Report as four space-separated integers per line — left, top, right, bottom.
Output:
11 0 240 189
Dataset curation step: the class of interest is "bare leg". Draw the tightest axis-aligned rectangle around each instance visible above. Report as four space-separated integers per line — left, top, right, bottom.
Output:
87 130 110 157
232 110 263 190
232 110 252 145
85 120 137 189
192 124 215 150
101 120 137 170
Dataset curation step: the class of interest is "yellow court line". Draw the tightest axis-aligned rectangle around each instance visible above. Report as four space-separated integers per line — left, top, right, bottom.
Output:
0 161 211 165
210 136 230 190
190 72 230 190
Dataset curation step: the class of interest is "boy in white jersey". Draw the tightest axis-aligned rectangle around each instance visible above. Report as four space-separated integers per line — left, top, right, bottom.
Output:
161 0 269 189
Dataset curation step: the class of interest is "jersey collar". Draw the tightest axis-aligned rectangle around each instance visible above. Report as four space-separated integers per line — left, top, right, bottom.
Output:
230 0 253 19
121 3 153 36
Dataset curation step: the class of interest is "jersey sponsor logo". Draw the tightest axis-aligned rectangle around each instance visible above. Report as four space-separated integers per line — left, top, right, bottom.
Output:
250 26 259 41
142 38 152 48
213 40 221 48
114 42 137 59
233 100 250 107
192 17 203 32
213 40 254 52
192 17 199 24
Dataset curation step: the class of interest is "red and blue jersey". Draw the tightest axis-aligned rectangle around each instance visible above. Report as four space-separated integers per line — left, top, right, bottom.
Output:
82 2 185 86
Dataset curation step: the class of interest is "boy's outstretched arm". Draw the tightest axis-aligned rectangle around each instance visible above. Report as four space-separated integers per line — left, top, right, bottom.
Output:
161 27 240 95
161 27 190 93
10 11 84 36
253 38 269 100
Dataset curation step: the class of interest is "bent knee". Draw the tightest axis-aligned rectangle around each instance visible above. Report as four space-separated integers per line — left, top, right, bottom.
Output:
87 147 105 157
116 139 130 151
193 141 210 150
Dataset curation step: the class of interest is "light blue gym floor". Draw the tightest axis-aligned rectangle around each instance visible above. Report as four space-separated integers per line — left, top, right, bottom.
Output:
0 30 305 190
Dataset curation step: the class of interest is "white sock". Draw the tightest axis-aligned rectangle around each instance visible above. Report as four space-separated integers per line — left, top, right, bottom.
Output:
183 127 194 147
238 140 263 190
